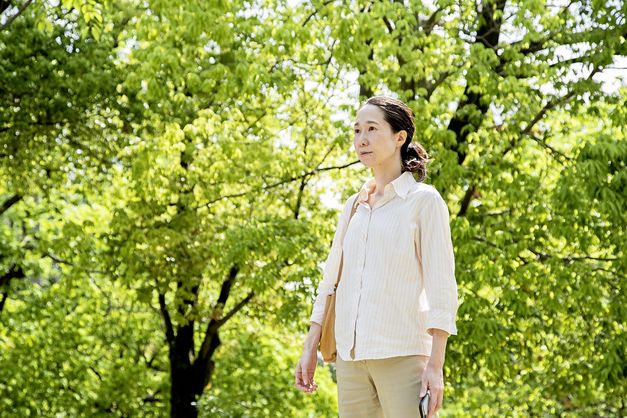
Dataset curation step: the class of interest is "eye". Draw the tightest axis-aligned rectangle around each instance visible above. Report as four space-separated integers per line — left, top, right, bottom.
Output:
368 126 376 131
354 129 360 134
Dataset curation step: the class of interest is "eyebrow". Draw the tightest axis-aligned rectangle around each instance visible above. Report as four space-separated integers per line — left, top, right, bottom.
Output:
354 120 380 127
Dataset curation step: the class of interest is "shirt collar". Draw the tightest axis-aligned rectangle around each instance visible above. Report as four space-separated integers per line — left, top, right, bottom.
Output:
356 171 416 203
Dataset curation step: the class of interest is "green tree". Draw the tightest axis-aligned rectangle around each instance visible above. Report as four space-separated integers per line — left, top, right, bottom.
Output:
305 0 626 415
101 0 355 413
197 316 338 417
0 268 168 416
0 0 125 313
0 1 166 416
1 0 625 417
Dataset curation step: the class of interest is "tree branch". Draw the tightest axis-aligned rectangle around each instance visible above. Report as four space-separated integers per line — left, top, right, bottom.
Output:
213 291 255 330
217 265 238 308
322 37 337 77
294 176 307 220
516 66 600 163
359 37 375 98
198 266 239 360
88 366 103 381
0 194 22 216
0 264 24 314
301 0 334 27
527 246 620 267
0 264 24 287
468 209 512 218
0 1 12 15
0 0 34 32
457 184 476 217
382 15 394 34
196 160 360 210
473 235 620 270
141 390 162 404
418 70 452 100
524 132 573 162
158 291 175 349
43 251 108 274
420 6 445 35
447 0 507 166
0 290 8 315
196 289 254 363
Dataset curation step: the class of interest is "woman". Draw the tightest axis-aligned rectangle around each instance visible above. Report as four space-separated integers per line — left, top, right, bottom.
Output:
294 96 459 418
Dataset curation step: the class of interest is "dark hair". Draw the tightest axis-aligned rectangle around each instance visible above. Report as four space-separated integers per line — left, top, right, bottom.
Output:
364 96 430 182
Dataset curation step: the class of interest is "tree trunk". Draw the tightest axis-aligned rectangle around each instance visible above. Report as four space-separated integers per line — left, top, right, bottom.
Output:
170 365 202 418
163 265 248 417
168 316 223 417
169 323 204 418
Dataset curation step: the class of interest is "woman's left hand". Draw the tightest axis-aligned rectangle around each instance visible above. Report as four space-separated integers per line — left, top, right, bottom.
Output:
419 361 444 418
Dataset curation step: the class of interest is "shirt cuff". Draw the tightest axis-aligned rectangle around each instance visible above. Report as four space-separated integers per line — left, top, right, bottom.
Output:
426 309 458 336
309 293 327 326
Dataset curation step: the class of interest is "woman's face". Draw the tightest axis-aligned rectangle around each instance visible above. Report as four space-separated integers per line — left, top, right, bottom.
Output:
353 104 405 171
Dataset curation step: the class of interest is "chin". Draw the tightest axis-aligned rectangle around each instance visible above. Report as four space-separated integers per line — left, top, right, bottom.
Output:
359 156 374 165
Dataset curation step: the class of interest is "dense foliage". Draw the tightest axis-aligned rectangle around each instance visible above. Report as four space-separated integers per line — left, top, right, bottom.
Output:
1 0 625 416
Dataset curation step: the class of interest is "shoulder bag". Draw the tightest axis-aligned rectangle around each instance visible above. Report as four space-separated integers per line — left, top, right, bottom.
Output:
319 196 360 363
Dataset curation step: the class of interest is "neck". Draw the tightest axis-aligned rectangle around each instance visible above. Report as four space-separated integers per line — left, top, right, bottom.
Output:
371 165 403 197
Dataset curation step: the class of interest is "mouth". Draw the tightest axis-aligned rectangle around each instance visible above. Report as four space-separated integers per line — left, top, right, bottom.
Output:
360 151 372 156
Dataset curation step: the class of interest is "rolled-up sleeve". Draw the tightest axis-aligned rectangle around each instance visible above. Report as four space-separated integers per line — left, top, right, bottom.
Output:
309 195 357 326
416 190 459 336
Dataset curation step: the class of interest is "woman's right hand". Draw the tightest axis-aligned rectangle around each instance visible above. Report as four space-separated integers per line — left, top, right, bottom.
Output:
294 348 318 393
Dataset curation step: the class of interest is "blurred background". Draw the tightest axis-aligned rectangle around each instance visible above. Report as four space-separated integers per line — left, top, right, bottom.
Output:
0 0 625 416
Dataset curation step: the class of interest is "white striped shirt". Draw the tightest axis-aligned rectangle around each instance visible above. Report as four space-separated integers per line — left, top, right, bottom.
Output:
310 171 458 361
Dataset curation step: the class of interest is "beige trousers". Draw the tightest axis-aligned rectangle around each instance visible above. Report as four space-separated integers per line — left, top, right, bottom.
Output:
335 354 432 418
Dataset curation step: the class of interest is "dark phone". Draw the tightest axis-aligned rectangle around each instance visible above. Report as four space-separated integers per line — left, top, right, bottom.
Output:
419 391 430 418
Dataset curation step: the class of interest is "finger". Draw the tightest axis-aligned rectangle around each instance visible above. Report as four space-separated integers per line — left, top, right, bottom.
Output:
295 381 310 392
428 396 439 417
436 387 444 412
419 377 429 397
300 378 317 393
429 388 442 417
306 367 317 389
295 367 310 392
428 392 437 416
302 368 311 388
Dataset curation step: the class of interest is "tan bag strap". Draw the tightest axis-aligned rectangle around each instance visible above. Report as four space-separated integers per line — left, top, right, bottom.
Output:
333 195 360 291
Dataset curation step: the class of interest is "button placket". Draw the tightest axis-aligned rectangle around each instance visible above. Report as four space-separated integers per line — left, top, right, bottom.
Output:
350 203 372 359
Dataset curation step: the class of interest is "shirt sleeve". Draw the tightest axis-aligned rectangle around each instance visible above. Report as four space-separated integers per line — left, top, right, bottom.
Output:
416 189 459 336
309 194 358 326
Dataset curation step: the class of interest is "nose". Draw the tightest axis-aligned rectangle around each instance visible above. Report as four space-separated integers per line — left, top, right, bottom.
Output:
355 131 367 145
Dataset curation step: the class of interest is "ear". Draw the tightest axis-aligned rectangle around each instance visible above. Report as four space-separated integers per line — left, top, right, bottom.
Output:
396 130 407 146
